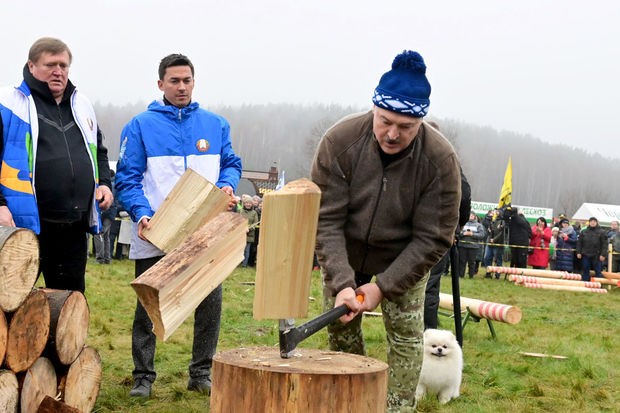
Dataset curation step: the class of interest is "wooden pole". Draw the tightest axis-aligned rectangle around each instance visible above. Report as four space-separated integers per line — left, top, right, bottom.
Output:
132 212 246 341
0 227 39 312
522 282 607 294
600 271 620 280
509 275 602 288
487 266 582 280
60 346 102 413
5 290 50 373
608 244 613 272
142 168 231 254
253 179 321 320
211 347 388 413
592 277 620 286
41 289 89 366
19 357 57 413
439 292 522 324
0 369 18 413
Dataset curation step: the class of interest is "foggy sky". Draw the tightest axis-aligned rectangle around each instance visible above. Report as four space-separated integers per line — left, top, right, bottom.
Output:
2 0 619 159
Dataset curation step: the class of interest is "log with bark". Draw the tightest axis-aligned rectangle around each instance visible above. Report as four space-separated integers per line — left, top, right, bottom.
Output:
59 346 102 413
142 168 231 253
210 347 388 413
19 357 57 413
132 211 246 341
37 396 82 413
41 289 89 366
0 227 39 312
0 369 19 413
4 290 50 373
253 179 321 320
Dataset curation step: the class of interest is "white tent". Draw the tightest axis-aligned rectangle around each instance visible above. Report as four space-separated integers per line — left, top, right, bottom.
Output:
572 203 620 226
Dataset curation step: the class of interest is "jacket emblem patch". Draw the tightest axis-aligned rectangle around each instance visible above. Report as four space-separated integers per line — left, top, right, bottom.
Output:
87 118 94 131
196 139 210 152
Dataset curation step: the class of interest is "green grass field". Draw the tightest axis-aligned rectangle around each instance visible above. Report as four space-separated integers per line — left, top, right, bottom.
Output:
82 259 619 412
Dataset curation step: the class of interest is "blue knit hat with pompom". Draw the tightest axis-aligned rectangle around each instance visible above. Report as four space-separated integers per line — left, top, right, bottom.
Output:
372 50 431 117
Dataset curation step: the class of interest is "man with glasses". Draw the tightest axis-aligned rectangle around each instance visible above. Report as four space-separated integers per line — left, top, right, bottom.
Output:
0 37 113 293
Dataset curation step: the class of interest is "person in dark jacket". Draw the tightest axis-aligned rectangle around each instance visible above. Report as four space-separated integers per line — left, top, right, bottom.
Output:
311 50 461 412
0 37 112 293
576 217 607 281
505 207 531 268
555 219 577 272
483 209 505 279
95 170 119 264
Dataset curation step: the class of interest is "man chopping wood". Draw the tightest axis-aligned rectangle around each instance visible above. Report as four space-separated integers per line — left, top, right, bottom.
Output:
115 54 241 398
311 50 461 412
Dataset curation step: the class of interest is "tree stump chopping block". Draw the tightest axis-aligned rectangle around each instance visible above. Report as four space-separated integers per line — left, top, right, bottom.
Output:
210 347 388 413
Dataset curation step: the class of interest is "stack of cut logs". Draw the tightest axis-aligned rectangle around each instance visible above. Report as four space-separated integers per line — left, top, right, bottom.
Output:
0 227 101 413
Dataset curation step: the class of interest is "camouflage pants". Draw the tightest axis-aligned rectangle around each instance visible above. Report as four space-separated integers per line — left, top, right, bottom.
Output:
323 271 429 412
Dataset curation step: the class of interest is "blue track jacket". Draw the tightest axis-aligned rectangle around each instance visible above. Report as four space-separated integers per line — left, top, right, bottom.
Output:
115 100 242 259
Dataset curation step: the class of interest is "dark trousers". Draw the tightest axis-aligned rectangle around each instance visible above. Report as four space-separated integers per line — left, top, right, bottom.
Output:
38 220 88 292
458 247 478 277
510 247 528 268
132 256 222 383
581 255 602 281
424 252 448 329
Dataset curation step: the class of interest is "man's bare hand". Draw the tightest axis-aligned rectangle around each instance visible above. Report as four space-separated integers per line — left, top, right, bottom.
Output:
97 185 114 210
355 283 383 313
220 185 237 210
137 217 151 241
0 206 15 227
335 287 362 324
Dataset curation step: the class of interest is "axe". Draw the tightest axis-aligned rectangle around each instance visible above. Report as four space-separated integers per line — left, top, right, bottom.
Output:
279 295 364 358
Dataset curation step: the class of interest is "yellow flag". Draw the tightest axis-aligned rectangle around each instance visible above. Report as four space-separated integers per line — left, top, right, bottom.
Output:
498 157 512 208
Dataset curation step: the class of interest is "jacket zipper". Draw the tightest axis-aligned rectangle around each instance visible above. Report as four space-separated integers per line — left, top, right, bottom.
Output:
359 172 388 273
58 104 77 203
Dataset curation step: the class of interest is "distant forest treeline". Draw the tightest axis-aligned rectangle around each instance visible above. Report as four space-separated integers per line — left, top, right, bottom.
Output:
95 101 620 218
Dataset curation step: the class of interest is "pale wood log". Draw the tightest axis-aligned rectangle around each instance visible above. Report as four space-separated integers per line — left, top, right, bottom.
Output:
5 290 50 373
522 282 607 293
41 289 89 366
0 369 19 413
608 243 613 272
60 346 102 413
509 275 602 288
210 347 388 413
37 396 81 413
439 292 522 324
0 227 39 312
132 212 246 341
0 310 7 366
253 179 321 320
487 266 582 280
592 277 620 286
142 168 231 253
19 357 57 413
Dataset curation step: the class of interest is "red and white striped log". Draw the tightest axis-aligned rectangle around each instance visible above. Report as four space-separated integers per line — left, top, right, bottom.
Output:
509 275 602 288
439 293 522 324
600 271 620 280
487 266 581 280
592 277 620 286
522 282 607 294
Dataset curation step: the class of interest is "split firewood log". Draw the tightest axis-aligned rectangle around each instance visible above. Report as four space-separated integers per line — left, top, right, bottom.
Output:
37 396 81 413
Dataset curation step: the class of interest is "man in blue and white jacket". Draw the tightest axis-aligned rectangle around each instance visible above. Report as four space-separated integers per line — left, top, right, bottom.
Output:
0 37 113 293
115 53 242 398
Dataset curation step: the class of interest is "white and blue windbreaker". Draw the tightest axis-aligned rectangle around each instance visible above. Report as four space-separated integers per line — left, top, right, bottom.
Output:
115 100 242 259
